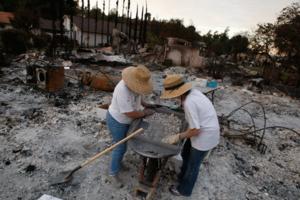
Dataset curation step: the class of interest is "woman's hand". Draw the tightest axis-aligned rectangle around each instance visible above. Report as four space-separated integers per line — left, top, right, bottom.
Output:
180 129 200 139
162 134 181 144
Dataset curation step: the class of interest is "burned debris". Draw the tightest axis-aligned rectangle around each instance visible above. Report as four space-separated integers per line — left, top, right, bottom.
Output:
26 65 65 92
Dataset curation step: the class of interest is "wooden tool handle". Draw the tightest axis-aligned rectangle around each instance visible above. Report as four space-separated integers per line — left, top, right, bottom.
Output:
80 128 143 168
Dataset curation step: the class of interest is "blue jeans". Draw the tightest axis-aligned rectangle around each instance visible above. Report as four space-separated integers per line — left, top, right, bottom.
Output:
106 111 130 176
177 139 208 196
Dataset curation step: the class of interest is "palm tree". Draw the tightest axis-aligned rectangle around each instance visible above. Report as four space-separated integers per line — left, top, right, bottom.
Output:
115 0 119 28
101 0 105 45
128 12 132 39
59 0 65 47
143 4 149 47
133 5 138 42
107 0 111 44
121 0 125 32
126 0 130 35
139 6 144 44
87 0 90 47
81 0 84 46
94 1 98 47
51 0 58 56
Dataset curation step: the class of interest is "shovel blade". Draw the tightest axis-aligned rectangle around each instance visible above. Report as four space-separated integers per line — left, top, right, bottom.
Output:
49 170 74 186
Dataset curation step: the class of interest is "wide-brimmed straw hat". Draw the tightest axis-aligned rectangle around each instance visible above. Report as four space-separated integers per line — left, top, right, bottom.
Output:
122 65 153 95
160 74 192 99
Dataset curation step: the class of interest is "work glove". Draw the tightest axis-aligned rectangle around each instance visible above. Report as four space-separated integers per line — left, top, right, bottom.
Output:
162 134 181 145
144 108 155 116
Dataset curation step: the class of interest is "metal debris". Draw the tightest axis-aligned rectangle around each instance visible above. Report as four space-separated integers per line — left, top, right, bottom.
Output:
221 101 299 154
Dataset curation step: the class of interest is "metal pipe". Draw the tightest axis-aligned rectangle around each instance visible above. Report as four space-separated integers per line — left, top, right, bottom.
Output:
101 0 105 45
115 0 119 28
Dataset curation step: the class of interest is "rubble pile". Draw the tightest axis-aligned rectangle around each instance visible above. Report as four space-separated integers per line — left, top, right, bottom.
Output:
13 51 71 68
71 49 132 66
12 50 131 70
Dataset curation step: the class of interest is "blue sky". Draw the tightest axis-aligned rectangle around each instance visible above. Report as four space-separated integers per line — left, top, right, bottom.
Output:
89 0 298 35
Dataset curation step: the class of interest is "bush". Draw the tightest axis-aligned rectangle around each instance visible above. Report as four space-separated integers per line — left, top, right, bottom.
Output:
1 29 29 54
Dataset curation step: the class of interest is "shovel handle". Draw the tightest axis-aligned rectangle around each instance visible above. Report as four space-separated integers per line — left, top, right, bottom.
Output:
80 128 143 168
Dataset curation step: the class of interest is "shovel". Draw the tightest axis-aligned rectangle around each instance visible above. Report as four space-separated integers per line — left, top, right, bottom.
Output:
50 128 144 186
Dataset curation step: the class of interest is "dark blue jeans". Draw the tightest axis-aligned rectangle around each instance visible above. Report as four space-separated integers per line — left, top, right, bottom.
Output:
177 139 208 196
106 111 130 176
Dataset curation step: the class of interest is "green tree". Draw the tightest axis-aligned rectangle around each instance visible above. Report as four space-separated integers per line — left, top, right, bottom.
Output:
250 23 275 55
274 3 300 63
200 29 230 56
251 2 300 86
229 35 249 54
149 18 201 43
274 3 300 85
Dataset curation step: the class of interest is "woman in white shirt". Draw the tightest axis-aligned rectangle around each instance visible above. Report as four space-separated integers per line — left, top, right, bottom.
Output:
161 74 220 197
106 65 154 187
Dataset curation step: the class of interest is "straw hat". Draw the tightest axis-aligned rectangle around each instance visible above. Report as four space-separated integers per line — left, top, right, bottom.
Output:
122 65 153 95
160 74 192 99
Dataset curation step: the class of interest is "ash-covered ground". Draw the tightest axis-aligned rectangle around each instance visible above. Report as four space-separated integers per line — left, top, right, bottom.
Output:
0 62 299 200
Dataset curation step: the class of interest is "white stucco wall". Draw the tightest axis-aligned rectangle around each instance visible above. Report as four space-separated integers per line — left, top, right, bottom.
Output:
166 49 182 65
166 46 206 68
63 16 108 47
81 32 108 47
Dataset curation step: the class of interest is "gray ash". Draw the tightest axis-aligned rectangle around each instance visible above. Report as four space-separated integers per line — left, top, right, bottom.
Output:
143 112 182 143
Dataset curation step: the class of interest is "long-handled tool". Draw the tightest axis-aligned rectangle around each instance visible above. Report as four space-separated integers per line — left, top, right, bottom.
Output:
50 128 144 186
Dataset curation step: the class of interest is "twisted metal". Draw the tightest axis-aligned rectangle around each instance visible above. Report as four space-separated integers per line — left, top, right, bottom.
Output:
222 101 299 154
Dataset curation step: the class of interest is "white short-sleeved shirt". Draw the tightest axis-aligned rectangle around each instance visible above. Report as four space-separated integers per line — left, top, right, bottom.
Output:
108 80 143 124
184 88 220 151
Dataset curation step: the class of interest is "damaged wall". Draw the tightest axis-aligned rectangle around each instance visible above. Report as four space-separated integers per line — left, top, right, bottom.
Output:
164 37 206 68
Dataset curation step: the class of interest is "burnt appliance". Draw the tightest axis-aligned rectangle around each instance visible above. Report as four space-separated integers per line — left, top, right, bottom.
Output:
26 65 64 92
